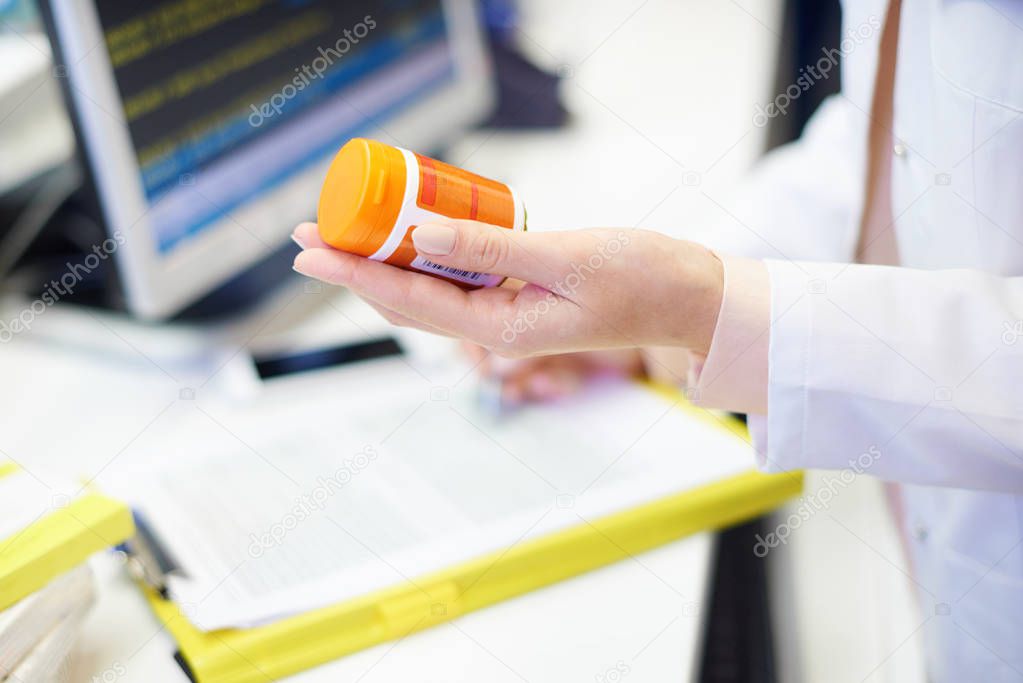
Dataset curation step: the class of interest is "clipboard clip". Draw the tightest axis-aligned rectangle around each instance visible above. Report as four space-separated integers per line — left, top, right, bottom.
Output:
118 511 182 598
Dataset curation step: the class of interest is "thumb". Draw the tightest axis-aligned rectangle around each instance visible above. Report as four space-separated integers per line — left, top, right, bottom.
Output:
410 220 556 284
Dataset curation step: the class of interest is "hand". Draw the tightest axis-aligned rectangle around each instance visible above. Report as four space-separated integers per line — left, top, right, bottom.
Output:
463 343 645 405
292 219 724 358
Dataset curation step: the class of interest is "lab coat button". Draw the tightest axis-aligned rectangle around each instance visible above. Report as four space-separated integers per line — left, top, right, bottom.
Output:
913 524 928 542
893 142 908 158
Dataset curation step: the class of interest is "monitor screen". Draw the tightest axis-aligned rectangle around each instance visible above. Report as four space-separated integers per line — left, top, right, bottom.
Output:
90 0 453 254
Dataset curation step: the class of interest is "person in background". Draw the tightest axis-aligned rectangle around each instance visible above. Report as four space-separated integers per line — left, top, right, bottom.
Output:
292 0 1023 679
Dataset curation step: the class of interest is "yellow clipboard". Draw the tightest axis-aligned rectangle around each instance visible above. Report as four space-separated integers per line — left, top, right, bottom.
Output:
140 393 802 683
0 464 135 612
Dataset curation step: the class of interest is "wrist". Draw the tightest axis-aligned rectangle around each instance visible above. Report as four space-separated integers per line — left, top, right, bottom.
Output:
691 248 725 355
638 346 693 386
658 241 724 354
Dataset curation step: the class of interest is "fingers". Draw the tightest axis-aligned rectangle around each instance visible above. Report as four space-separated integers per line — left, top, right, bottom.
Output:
292 247 516 346
469 349 645 405
461 340 491 366
362 299 455 338
410 220 564 285
295 219 562 286
291 227 455 337
504 363 586 404
494 355 594 405
463 344 580 405
292 222 332 250
291 225 519 344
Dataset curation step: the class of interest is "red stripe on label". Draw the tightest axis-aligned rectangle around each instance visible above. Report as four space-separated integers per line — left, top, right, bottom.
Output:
469 183 479 220
419 156 437 207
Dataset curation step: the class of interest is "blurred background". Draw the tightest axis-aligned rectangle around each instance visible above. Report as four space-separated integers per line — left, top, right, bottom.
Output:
0 1 924 681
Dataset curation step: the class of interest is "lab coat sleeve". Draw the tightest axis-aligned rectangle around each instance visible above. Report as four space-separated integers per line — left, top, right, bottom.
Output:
686 94 864 264
762 259 1023 493
676 94 864 411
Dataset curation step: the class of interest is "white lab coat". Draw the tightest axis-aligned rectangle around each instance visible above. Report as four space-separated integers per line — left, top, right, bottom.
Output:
696 0 1023 679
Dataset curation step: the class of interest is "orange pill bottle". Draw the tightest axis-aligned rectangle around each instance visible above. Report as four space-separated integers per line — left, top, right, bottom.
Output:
317 138 526 288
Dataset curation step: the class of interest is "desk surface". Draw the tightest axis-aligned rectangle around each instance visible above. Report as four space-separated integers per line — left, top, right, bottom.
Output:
2 1 777 680
4 277 728 682
5 292 717 683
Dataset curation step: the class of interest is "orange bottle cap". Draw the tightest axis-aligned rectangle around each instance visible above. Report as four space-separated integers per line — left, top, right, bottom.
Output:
317 138 406 256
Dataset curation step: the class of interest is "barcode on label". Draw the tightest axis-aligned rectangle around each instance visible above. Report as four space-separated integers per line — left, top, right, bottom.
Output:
410 256 490 285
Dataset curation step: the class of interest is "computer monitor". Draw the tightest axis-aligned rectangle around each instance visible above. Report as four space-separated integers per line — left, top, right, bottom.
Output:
40 0 493 319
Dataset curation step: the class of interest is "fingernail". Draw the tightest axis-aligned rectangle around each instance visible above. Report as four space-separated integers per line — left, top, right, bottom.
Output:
291 234 307 250
412 223 456 256
292 261 310 276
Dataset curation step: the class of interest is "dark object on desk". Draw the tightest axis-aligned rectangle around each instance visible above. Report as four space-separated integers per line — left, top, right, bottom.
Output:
173 652 199 683
253 337 405 380
480 40 569 129
479 0 569 130
119 511 184 599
